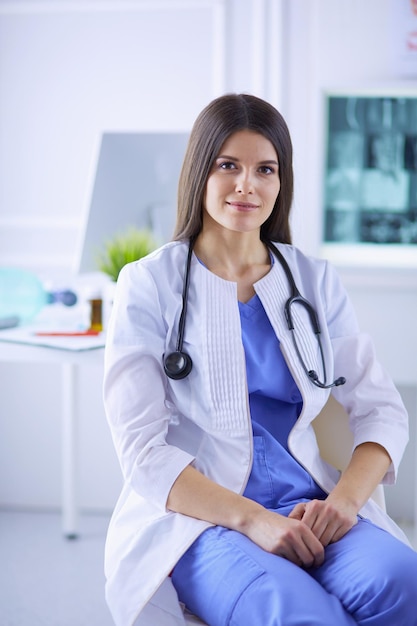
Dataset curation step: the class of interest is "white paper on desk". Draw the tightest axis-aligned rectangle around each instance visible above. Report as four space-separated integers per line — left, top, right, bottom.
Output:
0 326 106 351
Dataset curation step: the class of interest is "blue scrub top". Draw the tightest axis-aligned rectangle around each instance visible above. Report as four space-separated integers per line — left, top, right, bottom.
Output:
238 294 302 449
239 294 326 509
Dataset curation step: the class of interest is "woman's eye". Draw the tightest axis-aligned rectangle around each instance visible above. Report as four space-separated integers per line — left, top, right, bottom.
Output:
259 165 275 175
218 161 236 170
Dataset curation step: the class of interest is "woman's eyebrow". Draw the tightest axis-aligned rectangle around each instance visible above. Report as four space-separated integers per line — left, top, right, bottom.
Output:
216 154 238 161
216 154 279 166
259 159 279 166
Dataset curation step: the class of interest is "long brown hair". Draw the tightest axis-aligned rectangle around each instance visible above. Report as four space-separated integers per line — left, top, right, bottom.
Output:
173 93 294 244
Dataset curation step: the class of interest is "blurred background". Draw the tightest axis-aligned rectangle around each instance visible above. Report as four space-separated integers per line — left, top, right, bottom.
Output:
0 0 416 624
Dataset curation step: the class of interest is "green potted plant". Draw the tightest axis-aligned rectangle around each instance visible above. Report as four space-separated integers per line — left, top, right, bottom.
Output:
96 228 158 329
96 227 158 282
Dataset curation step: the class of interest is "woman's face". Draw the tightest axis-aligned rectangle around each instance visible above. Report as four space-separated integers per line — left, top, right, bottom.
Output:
202 129 280 236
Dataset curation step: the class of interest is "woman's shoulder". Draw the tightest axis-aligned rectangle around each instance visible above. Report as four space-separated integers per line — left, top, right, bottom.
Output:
115 240 189 306
273 242 329 274
272 242 346 298
139 239 188 264
121 240 188 277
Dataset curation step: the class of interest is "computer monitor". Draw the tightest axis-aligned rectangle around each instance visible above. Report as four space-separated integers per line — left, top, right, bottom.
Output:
75 132 189 273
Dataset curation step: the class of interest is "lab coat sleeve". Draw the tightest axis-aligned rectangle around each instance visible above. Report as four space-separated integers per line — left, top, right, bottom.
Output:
321 261 409 484
103 261 195 510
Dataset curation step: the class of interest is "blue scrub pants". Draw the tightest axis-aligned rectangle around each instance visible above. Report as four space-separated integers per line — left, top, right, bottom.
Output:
173 518 417 625
172 427 417 625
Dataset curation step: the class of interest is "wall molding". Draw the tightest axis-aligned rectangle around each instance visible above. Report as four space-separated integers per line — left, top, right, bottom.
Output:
0 0 225 14
0 216 79 228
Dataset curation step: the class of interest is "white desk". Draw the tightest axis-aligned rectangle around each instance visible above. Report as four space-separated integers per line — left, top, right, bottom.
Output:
0 331 105 539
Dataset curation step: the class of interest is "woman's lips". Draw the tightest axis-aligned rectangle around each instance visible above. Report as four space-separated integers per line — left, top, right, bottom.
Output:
228 201 259 211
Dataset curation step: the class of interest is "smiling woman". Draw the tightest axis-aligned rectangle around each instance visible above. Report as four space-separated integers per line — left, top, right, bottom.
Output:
173 94 294 247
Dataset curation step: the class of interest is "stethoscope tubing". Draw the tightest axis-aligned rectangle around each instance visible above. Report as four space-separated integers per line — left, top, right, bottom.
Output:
163 238 346 388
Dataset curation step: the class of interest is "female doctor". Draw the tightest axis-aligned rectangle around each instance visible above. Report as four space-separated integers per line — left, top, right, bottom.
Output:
103 93 417 626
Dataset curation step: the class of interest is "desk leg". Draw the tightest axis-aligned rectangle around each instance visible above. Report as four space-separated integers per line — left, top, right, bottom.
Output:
62 362 78 539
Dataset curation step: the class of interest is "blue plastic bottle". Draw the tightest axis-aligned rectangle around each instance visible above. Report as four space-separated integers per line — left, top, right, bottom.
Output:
0 267 77 327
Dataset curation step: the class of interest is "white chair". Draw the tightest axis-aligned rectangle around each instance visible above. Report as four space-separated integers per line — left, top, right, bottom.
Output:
313 395 386 510
184 611 208 625
183 396 385 624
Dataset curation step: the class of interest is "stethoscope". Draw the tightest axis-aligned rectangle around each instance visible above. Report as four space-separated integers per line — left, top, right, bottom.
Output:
163 239 346 389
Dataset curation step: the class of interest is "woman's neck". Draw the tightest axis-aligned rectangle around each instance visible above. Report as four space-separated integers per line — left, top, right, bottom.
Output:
194 230 271 302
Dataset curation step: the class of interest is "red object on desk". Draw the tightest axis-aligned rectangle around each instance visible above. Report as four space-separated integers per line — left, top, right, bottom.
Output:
34 330 101 337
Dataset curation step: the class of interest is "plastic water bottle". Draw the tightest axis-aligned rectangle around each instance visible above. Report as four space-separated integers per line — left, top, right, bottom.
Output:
0 267 77 327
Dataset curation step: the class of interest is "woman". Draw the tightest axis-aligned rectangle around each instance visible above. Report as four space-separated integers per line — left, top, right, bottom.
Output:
104 94 417 626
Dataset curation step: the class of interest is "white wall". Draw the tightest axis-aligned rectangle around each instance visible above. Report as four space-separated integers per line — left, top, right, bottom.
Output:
1 0 416 523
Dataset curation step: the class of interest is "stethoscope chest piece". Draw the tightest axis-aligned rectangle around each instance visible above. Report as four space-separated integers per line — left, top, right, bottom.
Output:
163 350 193 380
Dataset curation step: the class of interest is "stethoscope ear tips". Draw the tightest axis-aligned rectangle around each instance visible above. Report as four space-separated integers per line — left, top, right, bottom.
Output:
163 350 193 380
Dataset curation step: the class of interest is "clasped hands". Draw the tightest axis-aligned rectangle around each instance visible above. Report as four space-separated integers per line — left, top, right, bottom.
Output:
244 496 358 569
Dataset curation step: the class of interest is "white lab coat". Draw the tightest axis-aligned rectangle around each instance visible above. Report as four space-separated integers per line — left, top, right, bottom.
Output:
103 240 409 626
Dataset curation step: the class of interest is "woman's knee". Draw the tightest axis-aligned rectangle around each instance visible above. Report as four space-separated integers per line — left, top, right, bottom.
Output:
229 569 355 626
355 545 417 625
317 522 417 626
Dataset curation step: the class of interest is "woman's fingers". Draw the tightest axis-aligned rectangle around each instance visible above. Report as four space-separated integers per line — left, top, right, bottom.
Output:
290 499 358 546
245 509 325 568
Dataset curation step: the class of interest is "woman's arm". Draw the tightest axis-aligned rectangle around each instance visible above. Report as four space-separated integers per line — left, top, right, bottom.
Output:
289 259 408 546
321 260 408 484
289 441 391 546
167 463 325 568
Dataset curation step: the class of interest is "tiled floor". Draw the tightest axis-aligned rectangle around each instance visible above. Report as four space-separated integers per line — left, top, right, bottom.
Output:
0 509 415 626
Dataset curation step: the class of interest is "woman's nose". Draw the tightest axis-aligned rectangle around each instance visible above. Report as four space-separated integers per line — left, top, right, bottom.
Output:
235 170 254 194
